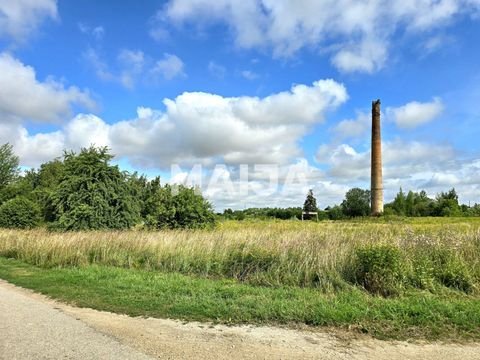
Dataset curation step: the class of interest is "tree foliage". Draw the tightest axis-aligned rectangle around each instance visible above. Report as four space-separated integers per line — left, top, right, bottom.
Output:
0 197 41 229
49 147 141 230
434 188 461 216
33 159 66 222
385 188 461 217
391 188 406 216
0 143 19 189
327 205 345 220
341 188 371 217
0 174 35 205
0 146 216 230
303 189 318 213
222 207 302 221
1 144 480 229
142 182 215 229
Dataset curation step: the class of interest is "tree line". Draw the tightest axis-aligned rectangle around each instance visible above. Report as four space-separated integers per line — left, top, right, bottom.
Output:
2 142 478 229
221 187 480 220
0 144 215 230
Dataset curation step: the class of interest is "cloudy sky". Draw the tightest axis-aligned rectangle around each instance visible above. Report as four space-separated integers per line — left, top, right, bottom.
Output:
1 0 480 210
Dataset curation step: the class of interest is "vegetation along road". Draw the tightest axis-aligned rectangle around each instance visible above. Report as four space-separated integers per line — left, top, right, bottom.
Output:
0 217 480 358
2 278 480 360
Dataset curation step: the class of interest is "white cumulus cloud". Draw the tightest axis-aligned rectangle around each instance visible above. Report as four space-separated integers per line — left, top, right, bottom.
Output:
159 0 480 73
0 52 95 123
0 0 57 42
332 111 370 140
1 79 347 169
316 139 457 182
152 53 186 80
314 139 471 205
84 49 186 88
387 98 444 129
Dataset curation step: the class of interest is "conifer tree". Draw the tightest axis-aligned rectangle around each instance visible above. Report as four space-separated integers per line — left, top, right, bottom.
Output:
49 146 140 230
303 189 318 212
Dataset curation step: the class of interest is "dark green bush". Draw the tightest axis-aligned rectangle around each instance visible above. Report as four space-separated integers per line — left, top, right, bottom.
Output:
352 244 407 296
0 197 41 229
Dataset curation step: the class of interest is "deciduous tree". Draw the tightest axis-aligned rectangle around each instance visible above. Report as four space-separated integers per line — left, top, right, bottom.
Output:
0 143 19 189
341 188 370 217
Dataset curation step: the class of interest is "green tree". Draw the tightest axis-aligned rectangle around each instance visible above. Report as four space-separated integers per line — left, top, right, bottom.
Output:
435 188 461 216
327 205 345 220
303 189 318 212
27 159 66 222
170 185 216 229
405 190 416 216
36 159 65 189
341 188 371 217
0 143 19 189
467 203 480 216
413 190 434 217
392 188 406 215
49 146 141 230
143 183 215 229
223 208 234 220
0 173 35 205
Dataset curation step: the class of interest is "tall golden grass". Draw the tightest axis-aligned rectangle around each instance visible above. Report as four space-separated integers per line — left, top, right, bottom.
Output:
0 219 479 291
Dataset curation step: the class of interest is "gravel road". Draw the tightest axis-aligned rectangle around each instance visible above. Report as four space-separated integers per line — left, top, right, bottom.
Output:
1 279 479 360
0 280 153 360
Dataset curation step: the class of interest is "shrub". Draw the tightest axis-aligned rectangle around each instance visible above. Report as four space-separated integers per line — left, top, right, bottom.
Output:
144 184 216 230
352 244 406 296
431 248 473 293
409 253 436 291
327 205 345 220
409 247 474 293
0 197 41 229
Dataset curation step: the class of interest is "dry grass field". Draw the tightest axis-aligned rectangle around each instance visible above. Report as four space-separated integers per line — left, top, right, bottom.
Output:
0 218 479 340
0 218 479 291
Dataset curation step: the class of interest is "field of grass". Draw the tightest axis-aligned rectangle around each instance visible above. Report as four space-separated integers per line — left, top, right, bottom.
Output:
1 218 480 340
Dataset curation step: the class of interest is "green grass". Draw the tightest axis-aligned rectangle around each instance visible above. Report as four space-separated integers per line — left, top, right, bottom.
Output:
1 257 480 341
1 219 479 340
1 219 479 291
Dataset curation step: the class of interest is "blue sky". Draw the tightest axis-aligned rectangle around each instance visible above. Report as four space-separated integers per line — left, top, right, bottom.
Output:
1 0 480 210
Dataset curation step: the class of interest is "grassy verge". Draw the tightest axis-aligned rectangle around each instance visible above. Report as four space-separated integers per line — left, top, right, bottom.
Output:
1 257 480 341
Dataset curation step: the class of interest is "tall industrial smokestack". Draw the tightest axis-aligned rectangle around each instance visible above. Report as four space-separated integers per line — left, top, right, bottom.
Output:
371 99 383 215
